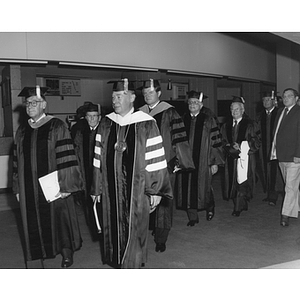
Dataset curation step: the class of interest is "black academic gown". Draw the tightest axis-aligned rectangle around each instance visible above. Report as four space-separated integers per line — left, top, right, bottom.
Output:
221 115 261 211
256 107 280 201
13 116 83 261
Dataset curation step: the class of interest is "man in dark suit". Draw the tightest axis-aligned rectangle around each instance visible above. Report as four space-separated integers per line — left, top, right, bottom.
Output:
256 91 280 206
270 88 300 226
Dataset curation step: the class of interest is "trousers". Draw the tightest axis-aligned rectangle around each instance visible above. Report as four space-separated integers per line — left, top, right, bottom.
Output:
279 162 300 218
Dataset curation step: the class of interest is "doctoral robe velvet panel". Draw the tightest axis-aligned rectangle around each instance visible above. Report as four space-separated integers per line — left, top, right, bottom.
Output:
13 117 83 261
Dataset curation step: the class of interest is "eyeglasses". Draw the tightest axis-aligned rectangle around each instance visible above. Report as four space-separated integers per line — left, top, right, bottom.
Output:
24 100 44 107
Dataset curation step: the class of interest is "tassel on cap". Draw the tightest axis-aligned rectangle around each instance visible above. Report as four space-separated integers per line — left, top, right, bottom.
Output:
36 85 41 99
123 78 128 93
199 92 203 102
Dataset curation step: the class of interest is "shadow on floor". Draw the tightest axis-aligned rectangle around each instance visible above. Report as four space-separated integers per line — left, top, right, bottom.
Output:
1 171 300 269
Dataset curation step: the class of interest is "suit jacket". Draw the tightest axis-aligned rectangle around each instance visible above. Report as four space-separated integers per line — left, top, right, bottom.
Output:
256 107 279 161
274 105 300 162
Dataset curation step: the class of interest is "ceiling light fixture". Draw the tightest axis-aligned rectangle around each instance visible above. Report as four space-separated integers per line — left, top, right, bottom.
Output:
59 61 158 72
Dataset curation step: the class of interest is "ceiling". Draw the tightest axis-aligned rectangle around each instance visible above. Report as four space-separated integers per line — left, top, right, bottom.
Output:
272 32 300 45
2 32 300 82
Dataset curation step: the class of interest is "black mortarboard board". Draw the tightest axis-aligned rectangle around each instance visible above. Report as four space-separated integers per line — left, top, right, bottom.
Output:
107 78 135 92
187 90 208 102
85 103 100 113
18 86 49 99
140 79 160 90
76 102 100 118
231 96 245 104
261 90 277 99
76 102 92 118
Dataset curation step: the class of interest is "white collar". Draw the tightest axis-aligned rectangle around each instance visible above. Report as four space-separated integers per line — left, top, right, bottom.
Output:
285 104 295 112
190 112 199 118
149 101 160 110
233 117 242 125
115 107 134 125
266 107 275 114
107 108 154 126
29 113 46 124
90 122 99 130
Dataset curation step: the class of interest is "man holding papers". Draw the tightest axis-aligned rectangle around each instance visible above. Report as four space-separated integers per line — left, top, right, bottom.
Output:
13 86 83 268
220 96 261 217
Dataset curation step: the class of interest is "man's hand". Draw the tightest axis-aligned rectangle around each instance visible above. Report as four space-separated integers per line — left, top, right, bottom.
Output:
16 194 19 202
55 192 71 199
91 195 101 203
59 192 71 199
173 165 182 173
232 142 240 151
294 157 300 163
150 195 161 213
211 165 218 175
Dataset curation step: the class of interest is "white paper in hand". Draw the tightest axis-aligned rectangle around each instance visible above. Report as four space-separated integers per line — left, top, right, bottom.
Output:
38 171 61 202
93 200 102 233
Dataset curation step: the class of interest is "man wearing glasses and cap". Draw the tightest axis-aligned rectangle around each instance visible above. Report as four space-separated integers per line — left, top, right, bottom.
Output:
90 79 172 268
220 96 261 217
139 79 194 253
176 91 224 226
13 86 83 268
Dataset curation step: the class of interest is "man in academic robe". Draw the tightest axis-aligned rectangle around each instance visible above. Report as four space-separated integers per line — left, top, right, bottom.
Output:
139 79 194 252
256 91 280 206
220 96 261 216
13 86 83 268
71 102 101 239
90 79 172 268
176 91 224 226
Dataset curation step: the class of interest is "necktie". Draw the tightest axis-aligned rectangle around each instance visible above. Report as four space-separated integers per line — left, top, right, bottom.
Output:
271 107 289 160
281 107 288 123
232 120 238 142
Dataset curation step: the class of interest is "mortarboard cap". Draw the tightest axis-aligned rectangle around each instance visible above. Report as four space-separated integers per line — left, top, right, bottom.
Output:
261 90 278 99
231 96 245 104
107 78 135 92
77 102 100 117
138 79 160 91
187 90 208 102
85 103 98 112
85 102 100 113
18 85 48 99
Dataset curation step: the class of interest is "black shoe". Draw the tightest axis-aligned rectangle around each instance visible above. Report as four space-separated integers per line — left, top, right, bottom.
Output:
206 210 214 221
280 215 289 227
232 210 241 217
155 243 166 253
61 249 73 268
187 220 199 227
